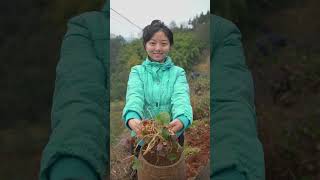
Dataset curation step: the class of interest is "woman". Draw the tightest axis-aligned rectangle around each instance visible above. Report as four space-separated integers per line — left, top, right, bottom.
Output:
122 20 193 150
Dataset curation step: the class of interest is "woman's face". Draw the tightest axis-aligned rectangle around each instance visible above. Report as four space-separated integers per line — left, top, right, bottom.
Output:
145 31 171 62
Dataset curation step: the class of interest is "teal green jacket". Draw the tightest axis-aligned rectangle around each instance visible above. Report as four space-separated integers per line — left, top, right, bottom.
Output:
39 3 109 180
122 56 193 136
211 15 265 180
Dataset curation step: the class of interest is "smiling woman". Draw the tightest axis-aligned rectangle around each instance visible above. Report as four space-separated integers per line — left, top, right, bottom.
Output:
123 19 192 142
121 19 193 178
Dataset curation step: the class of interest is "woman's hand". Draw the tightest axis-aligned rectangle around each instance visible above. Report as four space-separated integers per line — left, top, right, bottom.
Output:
168 119 184 134
128 119 142 138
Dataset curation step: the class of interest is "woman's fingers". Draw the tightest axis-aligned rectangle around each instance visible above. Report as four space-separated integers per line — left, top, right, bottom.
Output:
168 119 183 133
130 118 184 137
131 119 143 138
129 119 142 134
170 125 179 133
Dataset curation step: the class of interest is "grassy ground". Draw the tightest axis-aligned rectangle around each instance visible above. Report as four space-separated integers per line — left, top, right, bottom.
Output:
110 100 126 145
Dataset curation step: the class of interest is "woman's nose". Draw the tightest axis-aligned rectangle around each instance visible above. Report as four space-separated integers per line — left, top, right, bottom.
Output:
155 43 161 50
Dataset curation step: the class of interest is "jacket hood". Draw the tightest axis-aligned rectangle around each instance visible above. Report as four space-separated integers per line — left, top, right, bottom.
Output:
142 56 174 71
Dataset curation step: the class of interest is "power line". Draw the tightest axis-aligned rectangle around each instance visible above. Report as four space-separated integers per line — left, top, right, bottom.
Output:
110 15 141 35
110 14 125 25
110 7 143 31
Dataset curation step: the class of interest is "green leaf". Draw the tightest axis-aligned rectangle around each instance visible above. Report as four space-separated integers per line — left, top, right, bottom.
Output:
161 128 170 140
167 153 177 161
155 112 170 125
132 157 141 170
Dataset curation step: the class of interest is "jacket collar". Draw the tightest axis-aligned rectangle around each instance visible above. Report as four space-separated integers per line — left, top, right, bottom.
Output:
142 56 174 71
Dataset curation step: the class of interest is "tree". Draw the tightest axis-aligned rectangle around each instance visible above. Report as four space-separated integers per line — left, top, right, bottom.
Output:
110 35 126 73
169 21 178 30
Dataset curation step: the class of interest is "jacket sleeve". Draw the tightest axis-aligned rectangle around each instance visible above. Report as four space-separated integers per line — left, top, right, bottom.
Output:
122 66 145 128
211 15 265 180
48 156 98 180
39 13 108 180
171 68 193 130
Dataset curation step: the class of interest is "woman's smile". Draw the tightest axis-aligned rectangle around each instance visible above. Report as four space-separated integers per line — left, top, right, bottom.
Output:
153 52 163 56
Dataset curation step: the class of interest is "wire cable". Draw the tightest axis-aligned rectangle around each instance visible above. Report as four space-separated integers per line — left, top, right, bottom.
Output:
110 7 143 30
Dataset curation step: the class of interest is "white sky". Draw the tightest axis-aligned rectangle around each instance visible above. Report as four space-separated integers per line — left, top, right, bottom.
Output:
110 0 210 39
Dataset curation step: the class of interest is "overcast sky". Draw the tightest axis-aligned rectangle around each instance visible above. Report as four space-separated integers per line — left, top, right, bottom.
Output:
110 0 210 39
